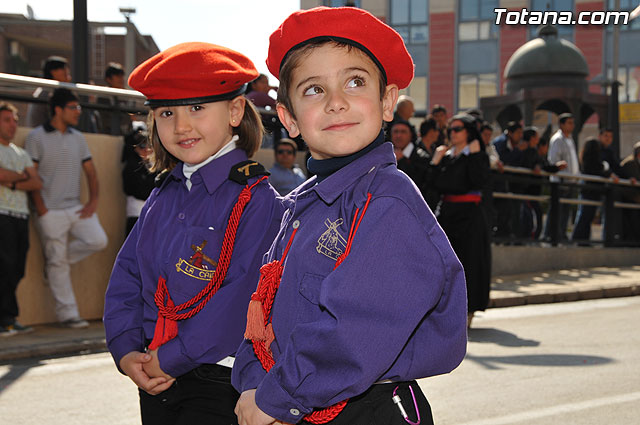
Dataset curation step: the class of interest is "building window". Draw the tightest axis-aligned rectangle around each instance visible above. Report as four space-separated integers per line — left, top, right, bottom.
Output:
390 0 429 44
458 73 497 109
401 76 428 113
529 0 574 41
607 66 640 103
606 0 640 31
459 0 499 41
323 0 361 7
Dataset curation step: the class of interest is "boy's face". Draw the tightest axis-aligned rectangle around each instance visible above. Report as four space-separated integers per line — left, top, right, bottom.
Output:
277 44 397 160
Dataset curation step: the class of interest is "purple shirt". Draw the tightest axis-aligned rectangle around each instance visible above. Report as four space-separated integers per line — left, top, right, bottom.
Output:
104 148 283 377
232 142 467 423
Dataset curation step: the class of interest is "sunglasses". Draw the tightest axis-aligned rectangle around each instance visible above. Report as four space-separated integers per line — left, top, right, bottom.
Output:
276 149 295 155
448 126 465 133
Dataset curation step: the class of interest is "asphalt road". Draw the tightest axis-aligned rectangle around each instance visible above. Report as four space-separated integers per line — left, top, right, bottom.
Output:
420 297 640 425
0 297 638 425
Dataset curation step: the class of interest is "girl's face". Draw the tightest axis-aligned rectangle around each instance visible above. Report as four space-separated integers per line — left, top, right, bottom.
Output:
449 119 468 147
153 97 245 165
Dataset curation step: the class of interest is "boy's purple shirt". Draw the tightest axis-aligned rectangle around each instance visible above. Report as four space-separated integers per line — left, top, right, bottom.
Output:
231 142 468 423
104 148 283 377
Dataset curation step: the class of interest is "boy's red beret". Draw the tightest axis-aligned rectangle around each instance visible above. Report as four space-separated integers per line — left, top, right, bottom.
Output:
267 7 414 89
129 42 259 107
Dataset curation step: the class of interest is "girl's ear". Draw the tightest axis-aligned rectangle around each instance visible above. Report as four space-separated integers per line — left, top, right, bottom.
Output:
382 84 399 123
229 96 246 127
276 103 300 138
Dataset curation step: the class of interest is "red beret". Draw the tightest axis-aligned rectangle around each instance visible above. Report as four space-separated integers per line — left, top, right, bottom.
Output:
267 7 414 89
129 42 259 107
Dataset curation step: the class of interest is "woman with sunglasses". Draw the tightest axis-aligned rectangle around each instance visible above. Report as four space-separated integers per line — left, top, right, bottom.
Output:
430 113 491 329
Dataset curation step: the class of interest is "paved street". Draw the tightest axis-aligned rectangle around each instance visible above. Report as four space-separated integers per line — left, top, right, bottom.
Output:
0 297 638 424
420 297 640 425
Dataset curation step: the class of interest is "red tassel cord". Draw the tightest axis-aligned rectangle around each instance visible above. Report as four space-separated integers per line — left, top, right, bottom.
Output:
247 193 373 423
148 176 267 351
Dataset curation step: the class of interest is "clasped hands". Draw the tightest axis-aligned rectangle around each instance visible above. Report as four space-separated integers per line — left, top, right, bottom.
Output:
119 349 175 395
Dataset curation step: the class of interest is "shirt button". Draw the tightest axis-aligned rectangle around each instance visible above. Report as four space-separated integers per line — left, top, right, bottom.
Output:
289 408 300 416
292 220 300 229
178 212 185 220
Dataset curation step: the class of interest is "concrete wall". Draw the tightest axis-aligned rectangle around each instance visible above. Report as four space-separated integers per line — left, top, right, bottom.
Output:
11 128 303 325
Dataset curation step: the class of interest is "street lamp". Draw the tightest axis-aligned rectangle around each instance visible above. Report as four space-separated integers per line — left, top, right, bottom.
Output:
119 7 137 77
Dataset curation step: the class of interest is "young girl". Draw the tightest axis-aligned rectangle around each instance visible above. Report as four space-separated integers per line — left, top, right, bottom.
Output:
104 42 282 424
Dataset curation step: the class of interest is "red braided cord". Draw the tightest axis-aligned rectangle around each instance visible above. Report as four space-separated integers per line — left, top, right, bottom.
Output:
154 176 268 320
250 194 373 424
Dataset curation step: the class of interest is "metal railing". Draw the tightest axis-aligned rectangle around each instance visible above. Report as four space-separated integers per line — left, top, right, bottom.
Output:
491 165 640 247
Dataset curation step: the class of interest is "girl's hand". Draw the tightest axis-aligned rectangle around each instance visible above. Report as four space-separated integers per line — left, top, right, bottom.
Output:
120 351 175 395
142 349 174 381
235 389 277 425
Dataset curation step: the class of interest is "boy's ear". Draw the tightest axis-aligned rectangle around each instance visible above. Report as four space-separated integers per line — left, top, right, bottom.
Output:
382 84 399 123
276 103 300 138
229 96 246 128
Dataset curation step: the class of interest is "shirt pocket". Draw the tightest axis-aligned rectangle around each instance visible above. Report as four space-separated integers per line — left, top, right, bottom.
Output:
165 225 225 304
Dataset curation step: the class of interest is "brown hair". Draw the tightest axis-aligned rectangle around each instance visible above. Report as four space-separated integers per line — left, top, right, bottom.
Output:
277 40 387 119
147 98 264 173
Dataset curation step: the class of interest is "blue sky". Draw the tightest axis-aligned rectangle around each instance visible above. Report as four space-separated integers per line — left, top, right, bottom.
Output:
3 1 301 84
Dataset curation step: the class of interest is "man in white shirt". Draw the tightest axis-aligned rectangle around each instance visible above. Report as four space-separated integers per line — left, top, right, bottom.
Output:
544 113 579 241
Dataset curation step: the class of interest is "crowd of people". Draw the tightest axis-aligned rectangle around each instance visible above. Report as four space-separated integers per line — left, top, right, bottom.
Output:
1 6 640 425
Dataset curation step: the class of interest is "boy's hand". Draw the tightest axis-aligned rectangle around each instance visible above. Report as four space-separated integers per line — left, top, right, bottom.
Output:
119 351 175 395
235 389 277 425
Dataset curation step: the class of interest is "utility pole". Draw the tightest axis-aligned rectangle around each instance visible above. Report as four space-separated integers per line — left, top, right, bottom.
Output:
72 0 89 83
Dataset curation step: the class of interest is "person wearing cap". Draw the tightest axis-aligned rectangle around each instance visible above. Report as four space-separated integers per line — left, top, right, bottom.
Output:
103 42 282 424
544 112 579 241
268 138 306 196
26 56 72 128
232 7 466 425
429 113 490 330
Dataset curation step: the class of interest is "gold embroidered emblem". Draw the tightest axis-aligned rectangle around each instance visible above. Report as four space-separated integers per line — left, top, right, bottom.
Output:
316 218 347 260
237 162 258 176
175 240 218 281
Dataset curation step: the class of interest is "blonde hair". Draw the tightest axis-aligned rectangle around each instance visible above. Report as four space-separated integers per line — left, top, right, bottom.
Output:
147 98 264 173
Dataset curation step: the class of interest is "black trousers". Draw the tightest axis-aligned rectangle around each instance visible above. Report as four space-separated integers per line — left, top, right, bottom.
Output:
139 364 239 425
0 215 29 326
302 381 434 425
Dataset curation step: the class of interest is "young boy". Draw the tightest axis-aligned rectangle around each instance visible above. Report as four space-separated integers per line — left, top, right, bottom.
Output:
232 7 467 425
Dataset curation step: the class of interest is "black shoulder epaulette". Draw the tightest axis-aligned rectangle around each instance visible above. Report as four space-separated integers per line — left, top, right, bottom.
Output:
229 160 269 185
154 170 170 188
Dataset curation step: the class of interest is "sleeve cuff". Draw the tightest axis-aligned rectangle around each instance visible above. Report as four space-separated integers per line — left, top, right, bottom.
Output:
256 371 311 424
157 337 199 378
107 329 144 374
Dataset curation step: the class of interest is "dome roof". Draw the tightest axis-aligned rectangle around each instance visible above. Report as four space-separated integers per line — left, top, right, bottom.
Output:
504 25 589 80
